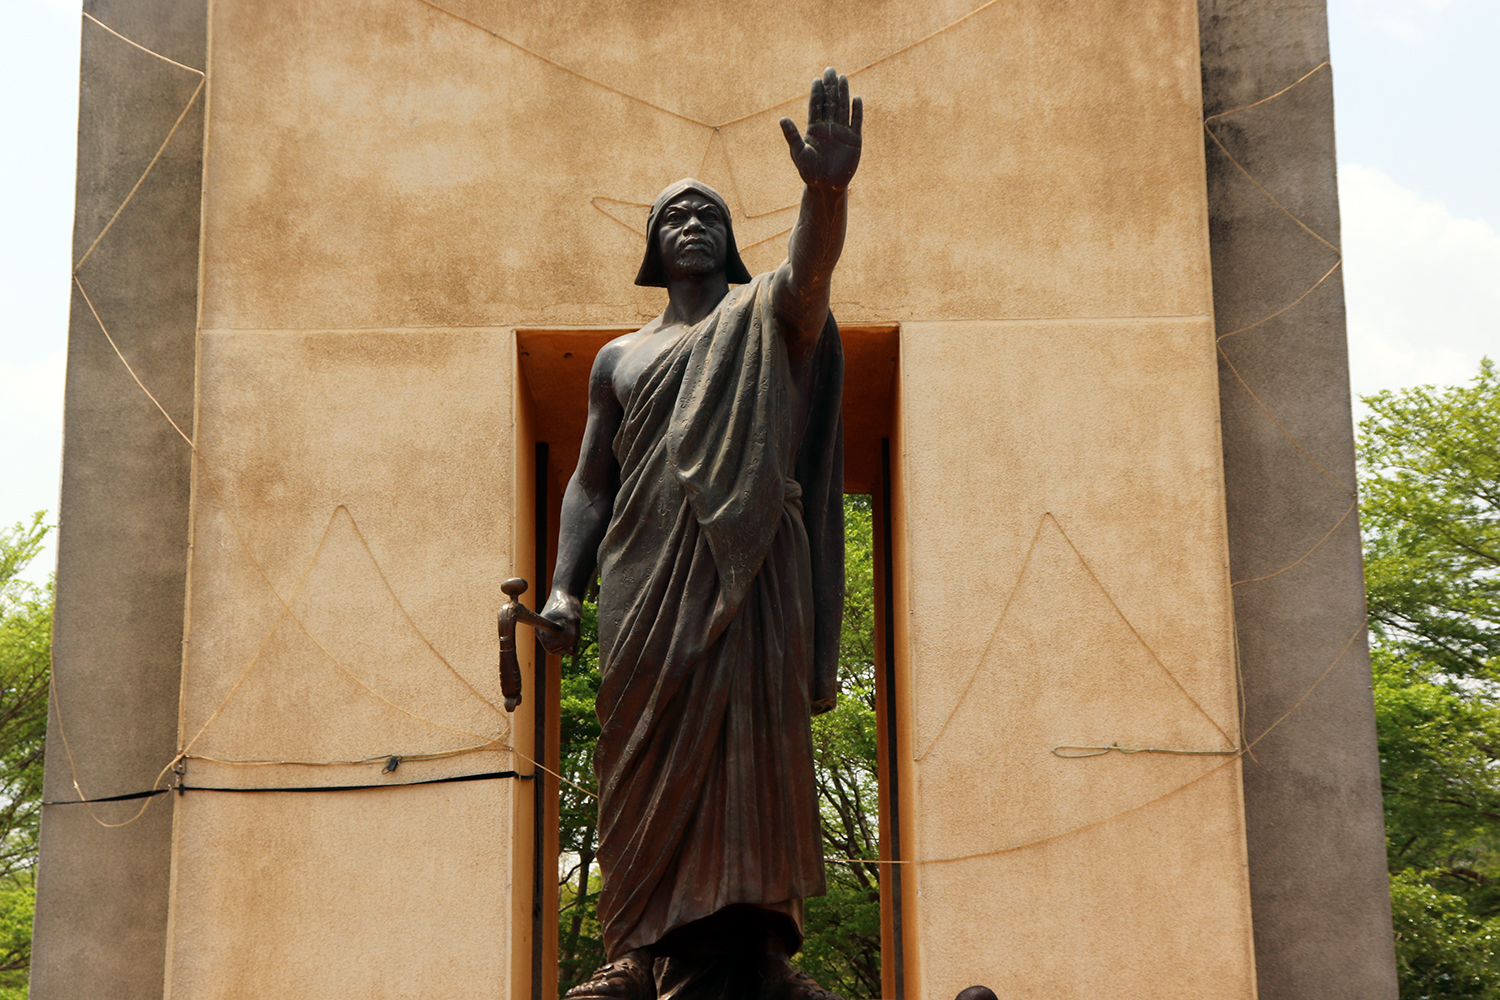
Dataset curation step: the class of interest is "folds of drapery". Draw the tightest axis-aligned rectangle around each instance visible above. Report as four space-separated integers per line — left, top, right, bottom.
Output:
593 274 845 958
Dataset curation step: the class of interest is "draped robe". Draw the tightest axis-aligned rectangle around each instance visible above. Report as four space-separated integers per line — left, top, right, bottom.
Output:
593 273 845 958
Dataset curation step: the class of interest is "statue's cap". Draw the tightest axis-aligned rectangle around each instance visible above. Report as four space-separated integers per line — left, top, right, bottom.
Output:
634 178 753 288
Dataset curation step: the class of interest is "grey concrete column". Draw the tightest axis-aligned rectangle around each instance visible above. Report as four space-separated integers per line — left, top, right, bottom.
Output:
30 2 206 998
1198 2 1398 997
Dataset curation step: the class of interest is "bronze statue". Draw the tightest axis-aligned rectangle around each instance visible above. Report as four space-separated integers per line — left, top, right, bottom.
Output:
538 68 861 1000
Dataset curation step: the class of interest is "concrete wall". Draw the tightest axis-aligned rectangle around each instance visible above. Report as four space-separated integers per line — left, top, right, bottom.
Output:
174 0 1257 995
1199 2 1399 996
37 0 1397 995
31 2 206 998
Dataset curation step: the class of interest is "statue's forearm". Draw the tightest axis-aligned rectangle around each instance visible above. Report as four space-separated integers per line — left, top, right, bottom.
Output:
779 184 848 340
550 474 611 604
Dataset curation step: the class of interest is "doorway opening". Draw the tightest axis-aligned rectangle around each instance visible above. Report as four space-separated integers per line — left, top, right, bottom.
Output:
515 325 905 1000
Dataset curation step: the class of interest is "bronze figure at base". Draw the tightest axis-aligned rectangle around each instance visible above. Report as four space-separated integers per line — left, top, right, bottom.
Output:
564 907 844 1000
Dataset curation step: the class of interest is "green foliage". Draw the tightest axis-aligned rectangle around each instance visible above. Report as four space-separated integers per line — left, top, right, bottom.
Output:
1389 869 1500 999
1360 362 1500 996
1361 359 1500 680
799 495 881 999
0 874 34 996
558 593 605 992
554 497 884 997
0 512 52 998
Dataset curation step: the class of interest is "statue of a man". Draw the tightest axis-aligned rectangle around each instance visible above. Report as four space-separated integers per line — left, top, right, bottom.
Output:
540 67 862 1000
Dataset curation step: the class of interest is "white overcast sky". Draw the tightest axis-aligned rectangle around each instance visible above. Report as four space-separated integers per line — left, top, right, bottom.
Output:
2 0 1497 584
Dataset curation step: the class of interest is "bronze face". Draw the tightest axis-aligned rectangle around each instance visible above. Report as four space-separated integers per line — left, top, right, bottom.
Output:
655 193 729 281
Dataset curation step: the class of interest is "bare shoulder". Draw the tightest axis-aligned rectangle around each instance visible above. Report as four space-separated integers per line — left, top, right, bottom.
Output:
591 323 652 383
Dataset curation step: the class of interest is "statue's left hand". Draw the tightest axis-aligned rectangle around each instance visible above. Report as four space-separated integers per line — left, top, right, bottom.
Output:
779 67 862 191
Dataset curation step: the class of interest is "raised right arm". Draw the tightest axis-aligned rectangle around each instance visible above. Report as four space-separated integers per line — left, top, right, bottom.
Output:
539 343 625 653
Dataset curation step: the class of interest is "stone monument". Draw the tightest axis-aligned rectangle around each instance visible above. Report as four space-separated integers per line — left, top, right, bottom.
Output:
32 2 1397 998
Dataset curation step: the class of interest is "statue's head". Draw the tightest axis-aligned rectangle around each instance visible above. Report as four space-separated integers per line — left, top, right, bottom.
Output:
634 178 752 288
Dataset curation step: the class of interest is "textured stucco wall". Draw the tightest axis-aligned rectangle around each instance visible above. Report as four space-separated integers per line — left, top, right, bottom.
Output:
1199 1 1399 997
896 319 1254 999
163 329 522 999
30 2 206 998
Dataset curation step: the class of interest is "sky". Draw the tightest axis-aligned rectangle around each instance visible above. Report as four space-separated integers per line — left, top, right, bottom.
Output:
2 0 1497 585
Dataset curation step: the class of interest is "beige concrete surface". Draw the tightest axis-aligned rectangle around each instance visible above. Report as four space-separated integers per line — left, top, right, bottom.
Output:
166 329 523 997
896 319 1254 999
197 0 1212 333
164 785 512 999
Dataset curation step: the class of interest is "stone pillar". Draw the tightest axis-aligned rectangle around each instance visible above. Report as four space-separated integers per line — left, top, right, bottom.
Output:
1200 1 1399 996
30 2 206 998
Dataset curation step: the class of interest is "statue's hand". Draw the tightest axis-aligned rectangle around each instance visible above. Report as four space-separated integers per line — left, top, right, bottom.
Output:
779 67 862 191
811 695 837 716
538 589 581 657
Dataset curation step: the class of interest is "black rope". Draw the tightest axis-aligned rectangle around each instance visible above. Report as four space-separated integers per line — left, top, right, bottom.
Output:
42 787 170 806
43 769 532 805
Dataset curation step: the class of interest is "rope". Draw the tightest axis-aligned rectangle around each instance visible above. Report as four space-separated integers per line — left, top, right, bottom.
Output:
914 512 1235 762
826 616 1367 868
73 12 206 273
178 486 505 751
77 261 516 798
62 11 1367 875
1216 260 1342 343
1217 343 1356 496
413 0 1009 131
1203 63 1340 256
1231 495 1359 586
912 513 1048 760
1203 61 1355 512
73 277 194 444
81 12 206 77
46 673 182 828
44 769 531 805
338 510 506 715
73 78 204 273
1051 744 1241 758
184 742 508 768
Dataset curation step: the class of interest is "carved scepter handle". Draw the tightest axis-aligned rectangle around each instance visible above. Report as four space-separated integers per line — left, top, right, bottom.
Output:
496 577 562 713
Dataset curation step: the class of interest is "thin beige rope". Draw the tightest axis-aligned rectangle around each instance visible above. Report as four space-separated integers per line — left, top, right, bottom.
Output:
1217 343 1357 496
71 15 206 278
1204 62 1354 503
914 512 1235 762
1216 260 1342 343
181 479 504 750
1232 495 1359 587
826 615 1368 867
60 17 1370 862
81 12 206 76
73 77 204 273
47 675 184 828
412 0 1008 131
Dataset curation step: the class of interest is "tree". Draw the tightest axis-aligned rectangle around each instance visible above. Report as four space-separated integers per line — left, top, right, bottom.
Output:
554 496 884 997
0 512 53 999
799 495 881 998
557 591 605 992
1360 360 1500 997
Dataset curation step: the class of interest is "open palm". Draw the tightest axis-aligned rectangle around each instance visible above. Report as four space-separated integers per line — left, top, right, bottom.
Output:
779 67 863 191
